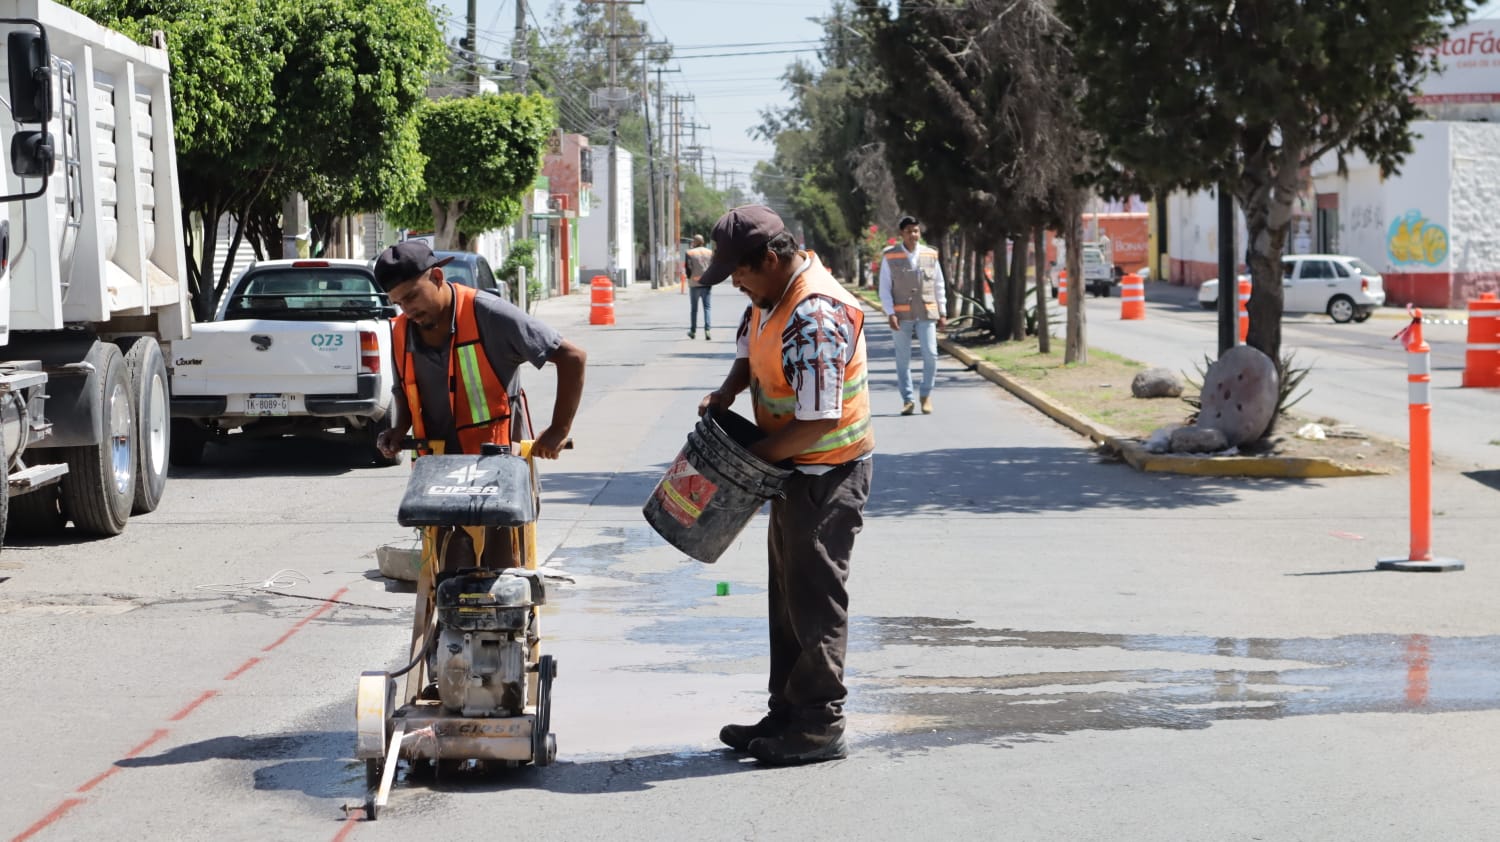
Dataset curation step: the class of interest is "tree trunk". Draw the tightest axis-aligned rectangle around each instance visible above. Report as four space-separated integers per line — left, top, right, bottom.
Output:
432 198 465 250
1065 199 1087 364
191 205 222 323
214 212 249 306
1239 128 1303 367
1034 225 1049 354
1008 234 1028 342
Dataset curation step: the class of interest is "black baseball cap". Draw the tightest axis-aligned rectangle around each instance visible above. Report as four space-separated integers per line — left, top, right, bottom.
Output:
700 205 788 287
374 240 454 292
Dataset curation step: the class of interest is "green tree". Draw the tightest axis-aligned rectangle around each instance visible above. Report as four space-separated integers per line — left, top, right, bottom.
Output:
1058 0 1474 364
69 0 445 320
68 0 286 320
389 93 557 249
278 0 444 251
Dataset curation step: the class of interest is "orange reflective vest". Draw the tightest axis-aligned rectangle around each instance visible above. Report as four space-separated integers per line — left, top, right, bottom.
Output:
747 256 874 466
883 244 942 320
392 282 511 454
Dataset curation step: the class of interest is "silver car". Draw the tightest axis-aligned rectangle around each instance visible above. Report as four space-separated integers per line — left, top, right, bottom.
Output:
1198 254 1386 323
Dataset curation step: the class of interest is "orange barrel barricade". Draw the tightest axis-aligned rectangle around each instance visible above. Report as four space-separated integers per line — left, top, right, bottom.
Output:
1058 270 1068 306
1237 277 1251 343
590 274 615 325
1120 272 1145 320
1461 292 1500 387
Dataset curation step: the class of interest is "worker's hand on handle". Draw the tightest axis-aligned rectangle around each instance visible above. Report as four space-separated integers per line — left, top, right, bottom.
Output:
887 314 900 331
532 426 572 459
937 316 948 332
376 425 410 460
698 389 733 418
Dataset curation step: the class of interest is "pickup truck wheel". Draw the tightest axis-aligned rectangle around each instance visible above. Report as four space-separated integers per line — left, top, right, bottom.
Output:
61 343 135 536
120 337 170 514
6 481 68 538
169 419 208 467
355 418 402 468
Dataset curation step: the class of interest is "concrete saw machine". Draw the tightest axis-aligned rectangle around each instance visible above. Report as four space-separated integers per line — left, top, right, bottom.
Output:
357 441 559 816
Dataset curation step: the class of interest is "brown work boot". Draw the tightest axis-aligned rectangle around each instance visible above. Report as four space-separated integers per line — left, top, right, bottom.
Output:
720 715 788 752
921 396 933 414
748 728 847 766
900 401 916 416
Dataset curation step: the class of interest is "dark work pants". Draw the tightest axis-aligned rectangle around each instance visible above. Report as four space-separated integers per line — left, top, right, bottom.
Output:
766 458 873 733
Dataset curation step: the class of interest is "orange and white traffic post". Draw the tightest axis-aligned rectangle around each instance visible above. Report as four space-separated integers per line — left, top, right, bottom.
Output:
1236 277 1251 344
1119 272 1145 320
1378 308 1463 572
1057 270 1068 306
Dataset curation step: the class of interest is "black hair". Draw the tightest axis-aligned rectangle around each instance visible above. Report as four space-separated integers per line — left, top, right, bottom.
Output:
736 230 799 269
898 215 919 230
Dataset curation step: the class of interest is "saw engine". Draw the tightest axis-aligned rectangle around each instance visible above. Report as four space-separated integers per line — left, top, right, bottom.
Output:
431 568 546 717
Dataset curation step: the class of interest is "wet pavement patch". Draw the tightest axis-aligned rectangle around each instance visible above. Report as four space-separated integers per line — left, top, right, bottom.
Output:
851 619 1500 753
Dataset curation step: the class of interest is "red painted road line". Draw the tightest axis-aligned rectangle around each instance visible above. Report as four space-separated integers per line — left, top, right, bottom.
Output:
11 588 351 842
74 729 171 794
263 587 349 653
224 657 262 681
330 809 367 842
1330 530 1365 541
169 690 219 722
11 798 85 842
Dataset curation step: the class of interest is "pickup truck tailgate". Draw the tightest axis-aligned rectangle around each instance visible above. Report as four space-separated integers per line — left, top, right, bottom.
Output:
171 320 362 396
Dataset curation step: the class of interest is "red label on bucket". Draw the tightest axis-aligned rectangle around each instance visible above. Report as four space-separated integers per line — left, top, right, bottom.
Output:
656 452 719 527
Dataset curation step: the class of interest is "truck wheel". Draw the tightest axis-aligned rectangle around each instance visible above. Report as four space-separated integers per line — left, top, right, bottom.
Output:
0 424 7 549
120 336 170 514
353 417 402 468
60 343 135 536
169 419 208 467
6 482 68 538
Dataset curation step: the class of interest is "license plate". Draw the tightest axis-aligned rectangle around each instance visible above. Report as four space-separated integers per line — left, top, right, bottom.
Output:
246 394 290 416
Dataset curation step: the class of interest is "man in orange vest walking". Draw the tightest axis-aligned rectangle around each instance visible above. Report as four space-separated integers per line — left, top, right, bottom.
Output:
697 206 874 766
684 234 714 340
373 240 587 566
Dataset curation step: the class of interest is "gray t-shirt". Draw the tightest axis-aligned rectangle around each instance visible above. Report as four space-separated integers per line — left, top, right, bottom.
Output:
397 286 562 450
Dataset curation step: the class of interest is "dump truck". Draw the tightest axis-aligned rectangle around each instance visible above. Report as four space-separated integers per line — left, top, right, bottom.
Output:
0 0 189 547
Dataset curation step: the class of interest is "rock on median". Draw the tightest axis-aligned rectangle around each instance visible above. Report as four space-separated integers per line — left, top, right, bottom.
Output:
1132 368 1184 398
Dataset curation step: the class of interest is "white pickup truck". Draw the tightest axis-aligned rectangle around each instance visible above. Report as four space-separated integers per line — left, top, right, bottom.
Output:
168 259 399 466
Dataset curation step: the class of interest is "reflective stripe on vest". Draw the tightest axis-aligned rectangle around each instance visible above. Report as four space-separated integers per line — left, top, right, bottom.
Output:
392 282 511 454
747 256 874 466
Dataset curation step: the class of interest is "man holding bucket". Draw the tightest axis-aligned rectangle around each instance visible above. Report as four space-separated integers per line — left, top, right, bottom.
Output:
696 205 874 765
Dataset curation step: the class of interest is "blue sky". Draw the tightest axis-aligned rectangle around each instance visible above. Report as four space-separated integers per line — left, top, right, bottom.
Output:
437 0 837 194
440 1 1500 195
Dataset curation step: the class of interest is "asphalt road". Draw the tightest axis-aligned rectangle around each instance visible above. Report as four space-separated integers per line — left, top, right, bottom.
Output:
1080 283 1500 471
3 282 1498 841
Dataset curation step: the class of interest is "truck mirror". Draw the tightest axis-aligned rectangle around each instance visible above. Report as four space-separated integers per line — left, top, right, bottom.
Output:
7 29 53 124
11 130 53 176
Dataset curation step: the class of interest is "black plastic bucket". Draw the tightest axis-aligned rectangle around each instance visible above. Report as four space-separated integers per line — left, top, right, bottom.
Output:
643 410 793 563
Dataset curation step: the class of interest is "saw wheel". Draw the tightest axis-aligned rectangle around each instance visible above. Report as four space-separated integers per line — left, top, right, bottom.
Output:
532 655 557 766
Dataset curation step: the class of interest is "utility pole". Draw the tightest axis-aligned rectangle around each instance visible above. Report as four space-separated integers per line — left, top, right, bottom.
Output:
639 40 670 289
585 0 644 286
650 63 680 289
465 0 479 93
513 0 528 93
666 93 694 285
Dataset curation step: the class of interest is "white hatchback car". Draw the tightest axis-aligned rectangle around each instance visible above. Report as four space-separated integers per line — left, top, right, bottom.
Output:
1198 254 1386 323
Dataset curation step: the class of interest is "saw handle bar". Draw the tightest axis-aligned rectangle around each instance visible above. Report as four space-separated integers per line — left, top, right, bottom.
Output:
399 437 574 453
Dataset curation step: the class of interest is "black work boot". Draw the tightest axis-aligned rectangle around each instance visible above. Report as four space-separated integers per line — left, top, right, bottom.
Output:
748 727 847 765
719 715 787 752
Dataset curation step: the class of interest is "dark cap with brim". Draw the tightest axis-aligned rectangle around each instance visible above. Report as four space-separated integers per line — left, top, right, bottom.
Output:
699 204 787 286
374 240 455 292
